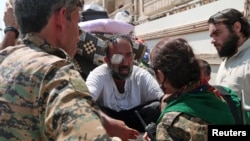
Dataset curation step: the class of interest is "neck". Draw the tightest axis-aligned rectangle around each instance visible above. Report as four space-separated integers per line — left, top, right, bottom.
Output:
113 78 125 93
177 81 201 95
237 35 248 48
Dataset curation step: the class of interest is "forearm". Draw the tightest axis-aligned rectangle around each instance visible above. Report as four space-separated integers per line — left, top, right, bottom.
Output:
100 111 114 135
100 111 139 141
1 1 19 50
0 31 17 50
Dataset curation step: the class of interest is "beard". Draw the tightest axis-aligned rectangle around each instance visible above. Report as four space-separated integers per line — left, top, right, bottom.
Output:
110 64 133 80
218 32 239 57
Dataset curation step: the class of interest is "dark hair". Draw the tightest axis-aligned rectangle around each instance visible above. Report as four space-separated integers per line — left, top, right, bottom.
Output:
150 37 200 89
15 0 83 34
105 35 133 58
208 8 250 38
197 59 211 77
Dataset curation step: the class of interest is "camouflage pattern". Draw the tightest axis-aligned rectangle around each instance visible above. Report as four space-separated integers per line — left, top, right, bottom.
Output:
157 112 208 141
0 34 111 141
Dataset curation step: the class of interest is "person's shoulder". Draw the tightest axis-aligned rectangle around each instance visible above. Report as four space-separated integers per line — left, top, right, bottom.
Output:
131 66 157 83
158 112 208 141
160 112 208 126
14 45 74 71
90 64 108 72
213 85 239 100
238 38 250 60
87 64 109 78
160 112 182 126
0 43 25 52
133 65 153 75
0 44 62 64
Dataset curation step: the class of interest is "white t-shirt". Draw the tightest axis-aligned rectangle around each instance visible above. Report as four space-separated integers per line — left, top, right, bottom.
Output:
86 64 164 112
215 38 250 105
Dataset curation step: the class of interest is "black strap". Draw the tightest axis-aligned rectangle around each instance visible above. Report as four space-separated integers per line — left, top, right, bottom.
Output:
213 85 242 124
4 26 19 39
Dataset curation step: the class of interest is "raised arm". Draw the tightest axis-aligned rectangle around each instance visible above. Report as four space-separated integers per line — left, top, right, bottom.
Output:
0 0 19 50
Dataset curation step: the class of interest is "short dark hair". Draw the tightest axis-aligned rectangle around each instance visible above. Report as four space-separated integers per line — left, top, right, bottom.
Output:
15 0 83 34
150 37 200 89
197 59 211 77
208 8 250 38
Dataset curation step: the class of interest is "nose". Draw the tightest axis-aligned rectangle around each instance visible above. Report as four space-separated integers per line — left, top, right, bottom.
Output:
211 38 215 45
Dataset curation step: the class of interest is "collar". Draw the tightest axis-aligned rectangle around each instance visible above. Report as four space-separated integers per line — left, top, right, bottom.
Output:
233 38 250 57
22 33 72 61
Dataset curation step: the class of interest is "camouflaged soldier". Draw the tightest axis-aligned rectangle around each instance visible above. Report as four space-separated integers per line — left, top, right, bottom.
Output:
143 37 236 141
0 0 116 140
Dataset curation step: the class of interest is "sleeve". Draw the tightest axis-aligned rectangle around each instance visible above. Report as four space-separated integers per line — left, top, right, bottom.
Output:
42 63 110 140
85 68 105 101
157 112 208 141
140 70 164 101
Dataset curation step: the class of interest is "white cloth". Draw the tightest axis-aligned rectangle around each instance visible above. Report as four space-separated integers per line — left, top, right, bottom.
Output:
114 11 131 23
86 64 164 112
78 19 134 35
215 38 250 105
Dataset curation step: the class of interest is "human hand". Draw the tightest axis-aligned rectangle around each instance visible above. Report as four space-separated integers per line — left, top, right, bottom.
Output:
4 0 18 29
110 119 139 141
101 112 140 141
142 132 151 141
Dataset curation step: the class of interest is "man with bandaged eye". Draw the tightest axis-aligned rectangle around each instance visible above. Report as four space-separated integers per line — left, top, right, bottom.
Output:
86 35 164 134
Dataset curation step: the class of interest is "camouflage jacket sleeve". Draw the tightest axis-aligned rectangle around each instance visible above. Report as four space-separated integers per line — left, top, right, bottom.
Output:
42 61 111 141
156 112 208 141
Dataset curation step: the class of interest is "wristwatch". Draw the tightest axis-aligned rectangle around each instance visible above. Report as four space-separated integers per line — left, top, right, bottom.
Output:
4 26 19 39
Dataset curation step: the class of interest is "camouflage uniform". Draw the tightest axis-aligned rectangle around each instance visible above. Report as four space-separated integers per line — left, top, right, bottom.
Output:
157 112 208 141
0 34 111 141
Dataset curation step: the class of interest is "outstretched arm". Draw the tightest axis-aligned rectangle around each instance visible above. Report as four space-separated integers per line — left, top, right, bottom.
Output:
101 112 140 141
1 1 19 50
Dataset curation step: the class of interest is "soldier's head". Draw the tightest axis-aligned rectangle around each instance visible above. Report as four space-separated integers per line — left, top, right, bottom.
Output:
15 0 83 35
104 35 134 80
14 0 83 57
150 37 200 93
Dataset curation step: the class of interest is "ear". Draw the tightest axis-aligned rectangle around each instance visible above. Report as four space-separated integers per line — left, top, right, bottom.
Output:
54 7 67 32
233 21 241 33
155 69 165 84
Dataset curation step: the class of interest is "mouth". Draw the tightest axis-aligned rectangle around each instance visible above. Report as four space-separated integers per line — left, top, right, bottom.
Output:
119 67 129 74
214 44 221 51
120 69 128 74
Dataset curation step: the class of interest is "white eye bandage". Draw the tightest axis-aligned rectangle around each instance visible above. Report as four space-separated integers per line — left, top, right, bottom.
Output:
111 54 124 64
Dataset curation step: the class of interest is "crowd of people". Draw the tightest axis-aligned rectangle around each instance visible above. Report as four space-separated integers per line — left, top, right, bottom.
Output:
0 0 250 141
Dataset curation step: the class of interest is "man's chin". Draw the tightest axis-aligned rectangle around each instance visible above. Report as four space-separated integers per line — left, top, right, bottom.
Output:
119 74 130 80
112 73 129 80
214 45 221 52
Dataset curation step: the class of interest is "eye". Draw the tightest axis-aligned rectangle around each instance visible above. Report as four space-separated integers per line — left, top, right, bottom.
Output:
126 52 134 59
